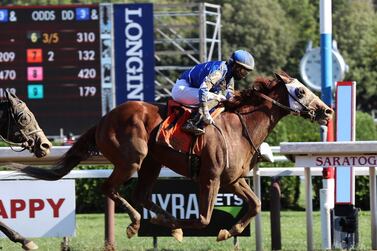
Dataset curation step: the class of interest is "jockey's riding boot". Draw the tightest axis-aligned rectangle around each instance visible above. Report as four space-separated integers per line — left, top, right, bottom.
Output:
181 112 205 136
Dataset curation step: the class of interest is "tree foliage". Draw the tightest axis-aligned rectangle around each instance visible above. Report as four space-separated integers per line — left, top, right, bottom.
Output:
333 0 377 111
210 0 297 88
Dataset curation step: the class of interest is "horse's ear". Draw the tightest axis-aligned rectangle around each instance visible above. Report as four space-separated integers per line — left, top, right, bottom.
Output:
5 90 13 102
5 90 11 99
5 90 19 106
274 71 292 84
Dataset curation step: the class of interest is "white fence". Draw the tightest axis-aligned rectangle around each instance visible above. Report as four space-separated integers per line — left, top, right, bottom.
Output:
0 146 376 250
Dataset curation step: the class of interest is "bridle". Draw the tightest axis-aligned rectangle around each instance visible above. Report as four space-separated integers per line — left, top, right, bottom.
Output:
235 84 318 158
0 100 41 152
254 88 316 120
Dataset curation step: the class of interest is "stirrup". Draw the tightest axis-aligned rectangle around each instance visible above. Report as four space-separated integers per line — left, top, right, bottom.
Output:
181 122 205 136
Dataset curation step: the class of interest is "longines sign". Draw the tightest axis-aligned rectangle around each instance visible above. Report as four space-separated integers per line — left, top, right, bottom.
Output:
296 154 377 167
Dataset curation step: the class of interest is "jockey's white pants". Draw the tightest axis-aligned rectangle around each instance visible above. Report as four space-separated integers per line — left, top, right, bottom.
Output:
171 79 200 106
172 79 225 106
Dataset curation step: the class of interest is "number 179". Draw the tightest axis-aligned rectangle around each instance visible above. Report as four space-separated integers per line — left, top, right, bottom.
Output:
78 86 96 97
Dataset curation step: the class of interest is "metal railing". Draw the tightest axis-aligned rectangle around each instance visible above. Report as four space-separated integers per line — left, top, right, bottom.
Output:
0 146 376 251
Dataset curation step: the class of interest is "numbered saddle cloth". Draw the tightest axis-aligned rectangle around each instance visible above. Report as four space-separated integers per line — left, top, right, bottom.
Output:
156 99 223 155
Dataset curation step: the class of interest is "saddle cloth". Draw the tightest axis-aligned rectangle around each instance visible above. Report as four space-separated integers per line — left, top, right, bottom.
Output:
156 99 223 155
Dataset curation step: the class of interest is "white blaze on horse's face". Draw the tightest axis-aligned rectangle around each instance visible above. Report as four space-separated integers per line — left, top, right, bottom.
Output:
285 78 334 125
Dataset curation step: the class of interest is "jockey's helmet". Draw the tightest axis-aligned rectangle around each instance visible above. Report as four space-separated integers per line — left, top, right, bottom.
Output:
229 50 255 71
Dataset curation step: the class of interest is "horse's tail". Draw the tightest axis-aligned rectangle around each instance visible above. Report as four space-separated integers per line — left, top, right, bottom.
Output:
8 126 97 180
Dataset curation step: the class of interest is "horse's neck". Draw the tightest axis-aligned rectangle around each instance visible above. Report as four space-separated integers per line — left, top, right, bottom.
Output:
242 94 288 148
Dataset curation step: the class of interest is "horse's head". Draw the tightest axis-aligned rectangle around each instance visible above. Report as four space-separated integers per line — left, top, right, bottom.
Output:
274 71 334 125
0 91 52 157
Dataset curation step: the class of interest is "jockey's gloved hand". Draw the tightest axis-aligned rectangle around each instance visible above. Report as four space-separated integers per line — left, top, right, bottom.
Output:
200 102 214 125
216 94 226 101
207 92 226 102
203 112 214 125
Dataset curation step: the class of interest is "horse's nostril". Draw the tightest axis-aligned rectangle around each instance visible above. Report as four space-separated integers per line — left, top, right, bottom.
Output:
41 142 51 150
325 109 334 115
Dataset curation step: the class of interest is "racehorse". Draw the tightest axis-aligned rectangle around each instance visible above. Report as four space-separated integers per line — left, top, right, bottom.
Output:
8 72 333 242
0 91 52 250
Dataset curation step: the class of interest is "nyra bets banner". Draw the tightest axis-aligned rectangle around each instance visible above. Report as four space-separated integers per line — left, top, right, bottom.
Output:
0 180 75 238
113 3 155 104
138 179 250 236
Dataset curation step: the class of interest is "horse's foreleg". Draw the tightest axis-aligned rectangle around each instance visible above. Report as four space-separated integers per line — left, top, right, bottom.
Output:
0 221 38 250
134 156 183 241
103 180 141 239
172 175 221 230
101 137 148 239
217 177 261 241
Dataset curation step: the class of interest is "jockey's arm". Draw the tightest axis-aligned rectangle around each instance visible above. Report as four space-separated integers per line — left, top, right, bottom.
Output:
199 70 224 103
198 70 224 125
225 78 235 99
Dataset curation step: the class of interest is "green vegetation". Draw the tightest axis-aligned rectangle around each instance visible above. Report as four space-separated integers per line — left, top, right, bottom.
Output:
0 211 373 251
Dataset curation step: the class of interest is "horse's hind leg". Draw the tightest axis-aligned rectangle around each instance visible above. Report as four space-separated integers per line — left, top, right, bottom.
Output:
0 221 38 250
217 177 261 241
133 155 183 241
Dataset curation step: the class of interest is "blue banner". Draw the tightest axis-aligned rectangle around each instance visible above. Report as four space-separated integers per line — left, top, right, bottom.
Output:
114 3 155 104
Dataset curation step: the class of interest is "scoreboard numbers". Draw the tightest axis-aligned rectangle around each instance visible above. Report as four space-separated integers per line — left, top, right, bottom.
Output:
0 4 102 135
0 52 16 62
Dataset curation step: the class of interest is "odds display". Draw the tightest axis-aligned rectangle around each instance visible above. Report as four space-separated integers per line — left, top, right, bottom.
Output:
0 5 102 135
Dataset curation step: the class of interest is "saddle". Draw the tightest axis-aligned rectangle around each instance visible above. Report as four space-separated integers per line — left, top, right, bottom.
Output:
156 99 223 156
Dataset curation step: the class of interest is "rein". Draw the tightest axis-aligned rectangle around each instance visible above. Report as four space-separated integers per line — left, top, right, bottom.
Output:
235 111 262 159
255 91 301 115
254 88 317 121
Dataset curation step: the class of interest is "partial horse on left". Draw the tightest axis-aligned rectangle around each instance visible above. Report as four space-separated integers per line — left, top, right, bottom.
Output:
0 90 52 250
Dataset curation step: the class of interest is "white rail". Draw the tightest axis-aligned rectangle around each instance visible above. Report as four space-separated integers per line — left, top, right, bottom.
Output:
0 145 376 251
0 144 371 179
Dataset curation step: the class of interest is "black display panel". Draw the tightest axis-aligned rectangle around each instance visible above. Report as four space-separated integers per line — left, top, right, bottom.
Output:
0 5 102 135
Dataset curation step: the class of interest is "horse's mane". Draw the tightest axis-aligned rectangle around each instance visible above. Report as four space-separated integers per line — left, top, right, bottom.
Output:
222 76 276 111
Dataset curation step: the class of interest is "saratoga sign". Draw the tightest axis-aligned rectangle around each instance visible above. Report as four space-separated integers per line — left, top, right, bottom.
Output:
296 154 377 167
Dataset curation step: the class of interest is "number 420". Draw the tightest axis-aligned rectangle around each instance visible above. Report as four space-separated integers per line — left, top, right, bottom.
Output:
78 86 96 97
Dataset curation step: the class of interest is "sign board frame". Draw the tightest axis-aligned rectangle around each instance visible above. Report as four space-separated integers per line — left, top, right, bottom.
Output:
0 180 75 238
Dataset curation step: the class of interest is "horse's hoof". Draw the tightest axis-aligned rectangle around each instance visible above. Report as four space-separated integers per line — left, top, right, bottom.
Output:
126 224 139 239
22 241 38 250
217 229 231 242
171 228 183 242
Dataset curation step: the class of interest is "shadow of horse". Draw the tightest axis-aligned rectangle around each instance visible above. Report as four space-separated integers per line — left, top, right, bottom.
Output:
8 72 333 242
0 91 52 250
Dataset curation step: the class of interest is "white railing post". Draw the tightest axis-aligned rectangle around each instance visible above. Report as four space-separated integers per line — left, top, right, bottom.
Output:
370 166 377 249
305 167 314 251
320 188 331 249
253 164 262 251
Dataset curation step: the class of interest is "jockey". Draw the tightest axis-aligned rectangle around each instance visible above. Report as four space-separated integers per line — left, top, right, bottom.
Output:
172 49 255 135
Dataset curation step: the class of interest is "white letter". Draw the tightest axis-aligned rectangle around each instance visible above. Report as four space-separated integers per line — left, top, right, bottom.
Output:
125 8 142 23
171 194 185 219
185 194 199 219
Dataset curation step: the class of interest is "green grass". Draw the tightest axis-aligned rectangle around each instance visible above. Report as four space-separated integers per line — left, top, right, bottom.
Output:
0 211 373 251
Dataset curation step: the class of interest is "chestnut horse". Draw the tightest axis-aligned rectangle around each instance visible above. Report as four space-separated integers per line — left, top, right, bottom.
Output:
0 91 52 250
8 72 333 242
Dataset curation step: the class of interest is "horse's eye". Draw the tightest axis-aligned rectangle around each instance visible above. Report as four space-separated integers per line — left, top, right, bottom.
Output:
295 88 306 99
18 113 31 127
